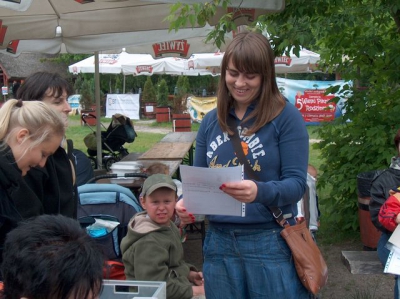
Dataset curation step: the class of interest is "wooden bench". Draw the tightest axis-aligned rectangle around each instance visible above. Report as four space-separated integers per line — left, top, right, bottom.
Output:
341 250 384 274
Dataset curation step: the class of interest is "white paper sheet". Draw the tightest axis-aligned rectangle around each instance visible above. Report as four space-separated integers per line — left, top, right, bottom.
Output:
388 225 400 248
384 226 400 275
180 165 245 217
384 245 400 275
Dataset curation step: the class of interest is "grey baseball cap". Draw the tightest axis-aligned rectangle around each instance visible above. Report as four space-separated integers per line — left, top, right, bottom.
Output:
142 174 177 196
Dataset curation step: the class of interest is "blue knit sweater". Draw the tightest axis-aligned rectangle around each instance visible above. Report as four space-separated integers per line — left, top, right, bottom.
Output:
194 101 309 227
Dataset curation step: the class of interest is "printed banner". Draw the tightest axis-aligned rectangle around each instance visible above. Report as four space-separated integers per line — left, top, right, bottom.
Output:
67 94 81 116
277 78 348 124
106 94 140 120
187 96 217 123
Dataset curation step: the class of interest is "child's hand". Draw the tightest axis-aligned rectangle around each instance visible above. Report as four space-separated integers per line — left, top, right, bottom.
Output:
396 213 400 224
189 271 204 286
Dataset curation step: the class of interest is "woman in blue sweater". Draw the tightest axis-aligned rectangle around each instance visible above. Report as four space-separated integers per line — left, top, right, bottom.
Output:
176 32 310 298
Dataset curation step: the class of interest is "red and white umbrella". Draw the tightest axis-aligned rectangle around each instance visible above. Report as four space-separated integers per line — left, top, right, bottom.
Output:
68 51 154 75
180 47 320 75
274 48 321 73
121 57 218 77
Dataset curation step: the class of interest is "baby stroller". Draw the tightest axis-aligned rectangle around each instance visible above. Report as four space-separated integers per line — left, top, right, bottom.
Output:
77 173 147 280
82 113 137 171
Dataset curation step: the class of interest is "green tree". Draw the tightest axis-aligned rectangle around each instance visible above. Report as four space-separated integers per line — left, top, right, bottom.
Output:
174 76 190 113
169 0 400 231
114 75 122 93
157 79 170 107
142 77 157 103
80 78 94 109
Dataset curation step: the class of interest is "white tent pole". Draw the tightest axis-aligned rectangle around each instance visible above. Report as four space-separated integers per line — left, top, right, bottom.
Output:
95 51 103 169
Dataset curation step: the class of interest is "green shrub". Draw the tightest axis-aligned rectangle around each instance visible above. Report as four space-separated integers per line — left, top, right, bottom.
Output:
316 86 400 231
157 79 169 107
142 77 157 103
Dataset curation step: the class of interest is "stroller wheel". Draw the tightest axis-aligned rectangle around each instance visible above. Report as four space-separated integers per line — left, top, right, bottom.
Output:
104 157 116 172
88 156 97 169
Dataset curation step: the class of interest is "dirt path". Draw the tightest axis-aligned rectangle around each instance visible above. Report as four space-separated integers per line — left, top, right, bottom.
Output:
319 241 393 298
133 122 171 134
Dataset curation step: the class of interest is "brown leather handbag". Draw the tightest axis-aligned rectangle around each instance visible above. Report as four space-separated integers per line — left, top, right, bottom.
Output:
227 116 328 295
279 218 328 294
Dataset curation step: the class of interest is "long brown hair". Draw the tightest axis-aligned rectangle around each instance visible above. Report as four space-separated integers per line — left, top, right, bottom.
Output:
217 31 285 135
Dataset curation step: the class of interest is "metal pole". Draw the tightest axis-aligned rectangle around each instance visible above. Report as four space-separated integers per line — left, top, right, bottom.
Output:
95 51 102 169
123 75 126 93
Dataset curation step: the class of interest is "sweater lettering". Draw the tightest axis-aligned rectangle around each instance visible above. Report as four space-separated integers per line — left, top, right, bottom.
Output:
242 132 266 160
206 129 265 161
209 155 261 173
207 132 230 157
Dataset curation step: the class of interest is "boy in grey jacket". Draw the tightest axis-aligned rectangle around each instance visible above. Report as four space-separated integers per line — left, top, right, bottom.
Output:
120 174 205 299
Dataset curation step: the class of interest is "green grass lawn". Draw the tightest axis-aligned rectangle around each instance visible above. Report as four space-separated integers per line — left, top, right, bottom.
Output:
67 115 166 153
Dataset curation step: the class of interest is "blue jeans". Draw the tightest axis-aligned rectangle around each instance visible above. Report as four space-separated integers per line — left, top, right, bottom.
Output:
378 232 399 299
203 225 310 299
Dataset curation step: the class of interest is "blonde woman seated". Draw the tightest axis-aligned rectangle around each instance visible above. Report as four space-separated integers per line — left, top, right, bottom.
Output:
0 99 64 268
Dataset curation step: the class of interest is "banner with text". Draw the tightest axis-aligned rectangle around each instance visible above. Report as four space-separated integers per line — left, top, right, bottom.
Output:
187 96 217 123
276 78 348 124
106 94 140 120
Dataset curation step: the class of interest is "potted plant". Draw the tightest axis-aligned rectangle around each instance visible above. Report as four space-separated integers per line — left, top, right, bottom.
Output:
141 77 157 119
172 76 191 132
156 79 171 123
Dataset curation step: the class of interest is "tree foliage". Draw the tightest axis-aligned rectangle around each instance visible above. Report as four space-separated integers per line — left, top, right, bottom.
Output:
157 79 170 107
169 0 400 231
79 78 95 109
174 76 190 113
142 77 157 103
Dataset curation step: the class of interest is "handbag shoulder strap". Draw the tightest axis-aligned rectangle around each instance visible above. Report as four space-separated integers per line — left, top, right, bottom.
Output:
227 115 257 181
227 114 288 227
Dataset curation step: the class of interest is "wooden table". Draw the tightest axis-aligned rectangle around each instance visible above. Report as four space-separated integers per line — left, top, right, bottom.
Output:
160 131 197 144
138 132 197 165
95 158 182 198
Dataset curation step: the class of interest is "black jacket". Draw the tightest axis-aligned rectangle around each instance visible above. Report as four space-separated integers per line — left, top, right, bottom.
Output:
0 147 25 265
369 168 400 234
17 146 78 219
